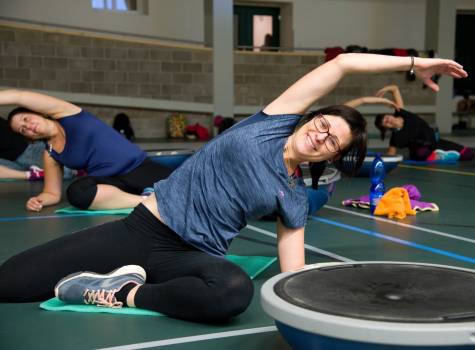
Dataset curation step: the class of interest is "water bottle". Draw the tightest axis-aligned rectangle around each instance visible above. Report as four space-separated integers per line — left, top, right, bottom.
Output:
369 154 386 215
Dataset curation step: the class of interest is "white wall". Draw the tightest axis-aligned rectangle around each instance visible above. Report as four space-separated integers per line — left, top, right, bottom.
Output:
293 0 426 49
0 0 204 43
456 0 475 10
3 0 475 49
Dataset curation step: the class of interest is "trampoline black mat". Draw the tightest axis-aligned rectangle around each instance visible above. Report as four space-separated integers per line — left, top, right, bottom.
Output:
274 263 475 323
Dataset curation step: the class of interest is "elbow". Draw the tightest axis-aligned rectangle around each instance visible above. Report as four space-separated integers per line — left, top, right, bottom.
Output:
333 53 347 67
333 53 355 75
51 193 62 204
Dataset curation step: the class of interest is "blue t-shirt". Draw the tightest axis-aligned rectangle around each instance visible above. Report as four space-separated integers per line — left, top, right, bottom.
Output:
154 111 308 256
48 110 146 176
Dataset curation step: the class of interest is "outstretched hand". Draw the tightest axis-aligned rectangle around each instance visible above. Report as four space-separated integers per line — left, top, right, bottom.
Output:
414 58 468 91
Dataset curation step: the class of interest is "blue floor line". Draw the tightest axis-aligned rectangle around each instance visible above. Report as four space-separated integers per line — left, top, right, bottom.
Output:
0 214 90 222
4 213 474 264
309 215 475 265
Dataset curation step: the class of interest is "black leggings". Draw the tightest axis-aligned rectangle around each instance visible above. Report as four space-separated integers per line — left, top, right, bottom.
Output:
67 159 173 209
0 205 254 322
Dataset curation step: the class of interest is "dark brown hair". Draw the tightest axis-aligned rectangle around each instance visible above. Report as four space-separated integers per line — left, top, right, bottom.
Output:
7 107 37 125
374 113 387 140
295 105 367 176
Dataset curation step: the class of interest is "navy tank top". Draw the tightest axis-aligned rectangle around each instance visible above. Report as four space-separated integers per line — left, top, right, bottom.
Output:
154 111 308 256
47 110 146 176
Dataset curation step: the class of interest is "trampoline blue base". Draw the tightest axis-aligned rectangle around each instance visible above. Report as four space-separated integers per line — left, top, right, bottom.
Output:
357 161 398 177
356 152 401 177
276 321 472 350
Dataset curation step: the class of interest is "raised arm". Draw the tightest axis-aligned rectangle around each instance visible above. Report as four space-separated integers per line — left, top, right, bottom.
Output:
0 89 80 119
375 85 404 109
264 53 467 115
344 96 399 109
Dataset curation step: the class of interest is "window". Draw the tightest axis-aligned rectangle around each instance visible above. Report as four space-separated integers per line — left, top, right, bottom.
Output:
91 0 142 13
234 5 280 51
454 12 475 95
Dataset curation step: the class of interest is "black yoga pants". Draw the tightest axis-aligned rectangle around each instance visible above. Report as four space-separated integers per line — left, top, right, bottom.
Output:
0 204 254 323
66 159 173 209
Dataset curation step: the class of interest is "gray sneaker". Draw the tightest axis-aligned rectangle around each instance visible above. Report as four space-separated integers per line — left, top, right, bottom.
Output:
54 265 146 308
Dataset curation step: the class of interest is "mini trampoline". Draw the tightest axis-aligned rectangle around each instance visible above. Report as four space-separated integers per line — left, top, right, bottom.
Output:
356 154 403 177
261 261 475 350
148 149 194 170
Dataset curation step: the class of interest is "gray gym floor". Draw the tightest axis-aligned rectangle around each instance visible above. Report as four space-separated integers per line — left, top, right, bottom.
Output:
0 154 474 349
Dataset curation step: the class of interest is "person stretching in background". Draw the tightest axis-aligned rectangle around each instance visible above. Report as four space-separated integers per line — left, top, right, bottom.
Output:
345 84 474 161
1 90 172 211
0 116 76 181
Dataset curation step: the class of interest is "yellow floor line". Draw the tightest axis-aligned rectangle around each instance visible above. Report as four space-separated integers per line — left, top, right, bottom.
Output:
399 164 475 176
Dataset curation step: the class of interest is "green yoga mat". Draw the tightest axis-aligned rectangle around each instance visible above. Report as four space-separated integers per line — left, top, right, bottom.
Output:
40 255 277 316
55 206 133 215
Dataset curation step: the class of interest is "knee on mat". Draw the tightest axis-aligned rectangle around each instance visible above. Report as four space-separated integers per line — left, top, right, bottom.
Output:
204 270 254 321
66 177 98 209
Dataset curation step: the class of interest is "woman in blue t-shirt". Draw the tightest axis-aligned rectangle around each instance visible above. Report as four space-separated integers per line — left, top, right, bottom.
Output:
0 54 467 322
1 90 172 212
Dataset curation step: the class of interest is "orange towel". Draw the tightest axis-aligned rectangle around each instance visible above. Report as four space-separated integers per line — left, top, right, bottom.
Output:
374 187 417 219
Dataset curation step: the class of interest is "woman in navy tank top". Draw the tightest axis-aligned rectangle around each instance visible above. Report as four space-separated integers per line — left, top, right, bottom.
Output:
0 54 467 323
1 91 172 212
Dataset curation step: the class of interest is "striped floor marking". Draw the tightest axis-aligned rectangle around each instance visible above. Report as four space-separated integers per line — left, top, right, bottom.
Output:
399 164 475 176
246 224 353 262
324 205 475 245
309 215 475 265
96 326 278 350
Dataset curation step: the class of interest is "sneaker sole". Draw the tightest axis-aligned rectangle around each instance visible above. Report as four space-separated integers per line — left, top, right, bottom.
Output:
54 265 146 297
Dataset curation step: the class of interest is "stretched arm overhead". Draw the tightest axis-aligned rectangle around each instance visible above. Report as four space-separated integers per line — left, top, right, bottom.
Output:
264 53 467 115
344 96 399 110
375 85 404 109
0 89 80 119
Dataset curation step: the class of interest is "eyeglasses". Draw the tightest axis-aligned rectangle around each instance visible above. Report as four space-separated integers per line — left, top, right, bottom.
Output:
312 114 341 153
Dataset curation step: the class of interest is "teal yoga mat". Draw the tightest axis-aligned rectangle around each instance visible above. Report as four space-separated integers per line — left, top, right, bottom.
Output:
55 206 133 215
40 255 277 316
40 297 161 316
